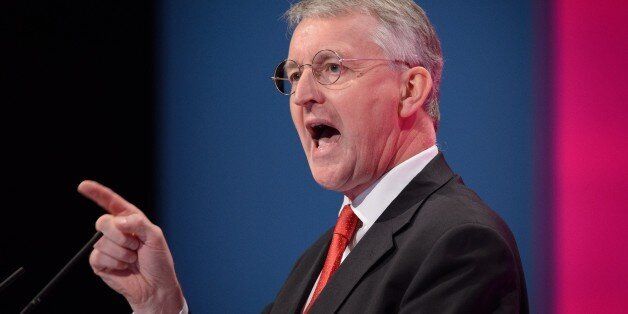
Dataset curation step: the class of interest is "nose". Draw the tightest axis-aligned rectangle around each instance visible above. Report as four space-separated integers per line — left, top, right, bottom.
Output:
292 66 324 109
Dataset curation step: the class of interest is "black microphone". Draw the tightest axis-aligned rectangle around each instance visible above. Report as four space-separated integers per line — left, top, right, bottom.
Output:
0 267 25 295
20 231 103 314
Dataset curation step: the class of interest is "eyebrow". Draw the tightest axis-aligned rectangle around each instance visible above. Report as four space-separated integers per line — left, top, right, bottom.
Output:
326 48 349 58
288 48 350 63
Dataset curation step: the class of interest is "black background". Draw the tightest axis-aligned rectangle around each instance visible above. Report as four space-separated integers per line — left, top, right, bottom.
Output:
1 0 155 312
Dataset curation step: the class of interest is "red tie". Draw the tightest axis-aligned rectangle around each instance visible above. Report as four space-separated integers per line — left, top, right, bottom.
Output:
304 204 360 313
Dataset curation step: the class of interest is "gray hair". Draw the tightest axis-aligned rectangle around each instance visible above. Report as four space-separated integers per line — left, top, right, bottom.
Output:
285 0 443 130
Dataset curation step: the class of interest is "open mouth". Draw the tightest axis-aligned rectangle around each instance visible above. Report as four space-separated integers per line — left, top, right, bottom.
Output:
309 123 341 149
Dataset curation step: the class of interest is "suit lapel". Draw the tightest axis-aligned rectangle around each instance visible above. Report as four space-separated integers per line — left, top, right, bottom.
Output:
308 221 394 313
270 228 332 314
309 153 456 313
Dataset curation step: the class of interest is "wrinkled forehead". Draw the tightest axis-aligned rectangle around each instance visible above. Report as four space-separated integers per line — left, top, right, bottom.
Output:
287 13 383 63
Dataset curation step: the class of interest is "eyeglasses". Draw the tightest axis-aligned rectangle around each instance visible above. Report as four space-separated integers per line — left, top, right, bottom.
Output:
271 49 409 96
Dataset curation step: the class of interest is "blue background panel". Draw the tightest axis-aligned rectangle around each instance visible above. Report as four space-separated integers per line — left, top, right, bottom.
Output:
156 1 533 312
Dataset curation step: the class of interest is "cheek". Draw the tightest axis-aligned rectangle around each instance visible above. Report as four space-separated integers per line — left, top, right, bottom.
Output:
289 104 302 131
339 94 397 139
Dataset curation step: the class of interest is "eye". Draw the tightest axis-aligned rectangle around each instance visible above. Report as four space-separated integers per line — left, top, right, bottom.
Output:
288 71 301 83
325 62 342 74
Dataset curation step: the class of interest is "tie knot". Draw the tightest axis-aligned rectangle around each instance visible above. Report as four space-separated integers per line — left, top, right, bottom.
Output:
334 205 359 240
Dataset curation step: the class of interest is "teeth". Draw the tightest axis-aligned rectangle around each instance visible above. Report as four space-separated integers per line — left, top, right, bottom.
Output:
307 122 339 149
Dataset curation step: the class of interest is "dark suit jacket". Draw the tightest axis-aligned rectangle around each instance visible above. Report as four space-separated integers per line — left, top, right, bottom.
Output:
264 153 528 313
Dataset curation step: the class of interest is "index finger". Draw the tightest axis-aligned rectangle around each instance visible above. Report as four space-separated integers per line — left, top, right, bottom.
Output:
78 180 142 216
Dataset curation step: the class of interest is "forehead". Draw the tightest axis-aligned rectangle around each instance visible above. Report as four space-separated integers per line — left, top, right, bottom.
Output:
288 13 382 62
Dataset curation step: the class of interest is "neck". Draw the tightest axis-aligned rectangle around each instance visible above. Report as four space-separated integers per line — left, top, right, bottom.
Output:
344 118 436 201
388 128 435 171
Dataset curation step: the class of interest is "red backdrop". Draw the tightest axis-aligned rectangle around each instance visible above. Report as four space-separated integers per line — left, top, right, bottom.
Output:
553 0 628 312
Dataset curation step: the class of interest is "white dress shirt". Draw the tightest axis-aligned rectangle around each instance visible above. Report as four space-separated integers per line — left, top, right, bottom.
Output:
303 145 439 309
134 297 188 314
179 300 189 314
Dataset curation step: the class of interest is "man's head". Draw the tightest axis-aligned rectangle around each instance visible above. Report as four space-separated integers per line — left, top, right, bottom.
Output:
281 0 443 199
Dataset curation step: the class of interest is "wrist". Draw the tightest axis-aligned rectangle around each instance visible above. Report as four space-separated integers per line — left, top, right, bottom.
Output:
131 283 185 314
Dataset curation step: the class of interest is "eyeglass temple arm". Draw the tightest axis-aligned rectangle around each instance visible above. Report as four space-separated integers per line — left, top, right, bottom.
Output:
340 58 392 61
340 58 412 66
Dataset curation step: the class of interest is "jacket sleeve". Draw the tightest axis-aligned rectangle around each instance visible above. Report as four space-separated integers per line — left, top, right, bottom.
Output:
399 223 524 314
261 303 273 314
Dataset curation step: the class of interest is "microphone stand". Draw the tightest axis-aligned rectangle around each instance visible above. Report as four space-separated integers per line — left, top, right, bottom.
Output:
20 231 103 314
0 267 25 294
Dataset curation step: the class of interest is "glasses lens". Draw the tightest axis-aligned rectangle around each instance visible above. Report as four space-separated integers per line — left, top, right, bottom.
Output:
273 60 298 95
312 50 342 85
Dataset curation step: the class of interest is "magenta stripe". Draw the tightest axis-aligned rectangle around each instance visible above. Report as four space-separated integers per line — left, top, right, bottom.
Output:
553 1 628 312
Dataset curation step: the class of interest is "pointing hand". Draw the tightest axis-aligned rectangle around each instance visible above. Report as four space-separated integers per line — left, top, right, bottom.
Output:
79 180 184 313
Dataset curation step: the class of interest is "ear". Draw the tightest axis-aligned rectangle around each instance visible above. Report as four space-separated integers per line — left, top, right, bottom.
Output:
399 66 433 118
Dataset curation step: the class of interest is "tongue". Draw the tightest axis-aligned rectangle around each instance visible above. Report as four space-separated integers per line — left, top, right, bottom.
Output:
318 127 340 148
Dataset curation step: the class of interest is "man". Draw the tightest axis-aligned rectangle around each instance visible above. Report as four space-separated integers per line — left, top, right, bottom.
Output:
82 0 528 313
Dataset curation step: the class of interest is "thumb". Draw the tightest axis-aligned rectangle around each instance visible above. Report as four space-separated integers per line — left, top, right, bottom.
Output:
117 214 164 246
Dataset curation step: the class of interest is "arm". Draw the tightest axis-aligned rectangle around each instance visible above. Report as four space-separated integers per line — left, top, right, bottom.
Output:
399 223 524 314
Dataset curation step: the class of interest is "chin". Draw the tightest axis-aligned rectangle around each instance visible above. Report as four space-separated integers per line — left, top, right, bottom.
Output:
310 166 349 192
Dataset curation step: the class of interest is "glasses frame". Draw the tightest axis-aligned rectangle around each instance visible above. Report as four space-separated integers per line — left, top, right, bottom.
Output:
271 49 410 96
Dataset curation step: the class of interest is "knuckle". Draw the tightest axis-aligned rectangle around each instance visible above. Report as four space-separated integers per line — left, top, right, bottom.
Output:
103 231 122 247
150 225 166 243
123 214 141 229
99 241 116 255
152 225 164 238
95 214 112 231
114 215 129 226
122 250 136 263
134 213 150 226
123 236 134 248
89 250 103 269
119 250 130 262
113 258 128 270
89 250 97 264
128 252 138 263
95 217 104 231
112 260 123 269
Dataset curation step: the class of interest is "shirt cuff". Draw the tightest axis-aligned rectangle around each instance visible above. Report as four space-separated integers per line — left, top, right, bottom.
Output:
180 299 189 314
131 298 188 314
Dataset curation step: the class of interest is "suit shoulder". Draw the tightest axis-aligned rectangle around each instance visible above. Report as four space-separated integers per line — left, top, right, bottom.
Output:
410 176 517 249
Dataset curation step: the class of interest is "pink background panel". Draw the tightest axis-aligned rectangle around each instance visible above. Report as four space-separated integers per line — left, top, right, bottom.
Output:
554 0 628 313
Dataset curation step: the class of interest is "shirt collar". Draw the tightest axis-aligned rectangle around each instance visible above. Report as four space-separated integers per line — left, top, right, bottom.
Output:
340 145 439 227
